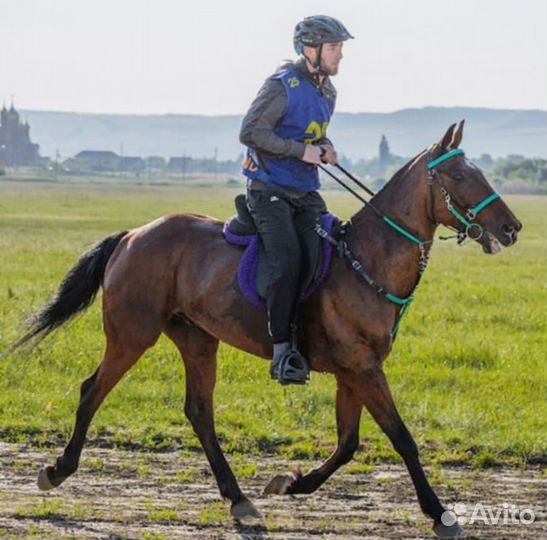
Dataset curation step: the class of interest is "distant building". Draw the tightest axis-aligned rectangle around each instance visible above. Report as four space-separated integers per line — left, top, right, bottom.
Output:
378 134 393 175
120 156 145 172
64 150 120 172
0 101 42 166
168 156 191 175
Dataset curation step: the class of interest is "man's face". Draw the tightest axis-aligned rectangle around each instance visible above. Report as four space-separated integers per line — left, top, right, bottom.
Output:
320 42 344 75
303 42 344 76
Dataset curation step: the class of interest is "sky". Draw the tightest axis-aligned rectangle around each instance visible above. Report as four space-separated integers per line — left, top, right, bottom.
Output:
1 0 546 115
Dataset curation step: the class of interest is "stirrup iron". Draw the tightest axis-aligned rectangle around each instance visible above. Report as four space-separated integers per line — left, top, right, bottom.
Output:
270 348 310 386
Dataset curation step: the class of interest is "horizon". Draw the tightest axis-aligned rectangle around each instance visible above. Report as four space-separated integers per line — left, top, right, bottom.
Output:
16 104 547 118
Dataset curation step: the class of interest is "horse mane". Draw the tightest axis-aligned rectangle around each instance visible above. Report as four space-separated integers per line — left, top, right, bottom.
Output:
370 150 426 203
347 150 428 228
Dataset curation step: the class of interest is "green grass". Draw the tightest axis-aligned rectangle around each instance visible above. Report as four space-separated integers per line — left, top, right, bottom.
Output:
0 179 545 467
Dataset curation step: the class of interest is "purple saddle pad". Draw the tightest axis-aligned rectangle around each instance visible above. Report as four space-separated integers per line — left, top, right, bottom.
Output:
223 213 338 310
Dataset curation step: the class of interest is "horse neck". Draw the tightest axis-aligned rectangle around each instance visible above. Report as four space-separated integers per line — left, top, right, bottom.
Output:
346 152 438 296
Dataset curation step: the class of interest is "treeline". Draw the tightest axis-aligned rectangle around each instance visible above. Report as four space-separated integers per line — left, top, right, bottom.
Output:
2 154 546 194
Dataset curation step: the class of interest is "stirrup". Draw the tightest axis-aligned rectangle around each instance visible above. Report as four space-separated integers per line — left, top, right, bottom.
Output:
270 348 310 386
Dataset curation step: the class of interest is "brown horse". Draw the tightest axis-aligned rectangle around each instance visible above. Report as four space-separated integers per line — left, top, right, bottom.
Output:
16 121 521 538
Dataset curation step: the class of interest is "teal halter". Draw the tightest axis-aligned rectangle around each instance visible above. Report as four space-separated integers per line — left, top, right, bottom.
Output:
372 148 502 336
427 148 501 241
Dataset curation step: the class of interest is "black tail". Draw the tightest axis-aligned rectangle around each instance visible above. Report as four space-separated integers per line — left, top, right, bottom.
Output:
14 231 128 349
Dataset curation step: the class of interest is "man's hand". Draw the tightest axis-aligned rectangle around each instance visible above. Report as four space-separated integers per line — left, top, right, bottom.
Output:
319 144 338 165
302 143 338 165
302 144 323 165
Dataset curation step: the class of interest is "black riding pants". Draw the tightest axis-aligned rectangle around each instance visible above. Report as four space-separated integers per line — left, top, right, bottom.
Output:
247 187 327 343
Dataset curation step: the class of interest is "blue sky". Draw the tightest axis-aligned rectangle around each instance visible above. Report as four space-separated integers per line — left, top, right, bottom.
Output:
1 0 546 114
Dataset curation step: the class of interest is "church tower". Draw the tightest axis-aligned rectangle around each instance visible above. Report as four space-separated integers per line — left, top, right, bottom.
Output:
379 134 392 173
0 98 41 166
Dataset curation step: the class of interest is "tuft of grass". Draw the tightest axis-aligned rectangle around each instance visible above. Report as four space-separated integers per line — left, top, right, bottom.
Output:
81 457 105 472
142 532 169 540
14 498 61 519
174 470 198 484
345 462 376 475
198 501 227 526
231 455 259 479
472 451 499 469
147 508 179 523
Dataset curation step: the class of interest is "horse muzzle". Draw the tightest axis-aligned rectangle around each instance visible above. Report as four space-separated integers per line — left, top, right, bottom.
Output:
478 218 522 254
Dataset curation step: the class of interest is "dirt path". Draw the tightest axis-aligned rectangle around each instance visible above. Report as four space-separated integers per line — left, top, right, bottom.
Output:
0 442 544 539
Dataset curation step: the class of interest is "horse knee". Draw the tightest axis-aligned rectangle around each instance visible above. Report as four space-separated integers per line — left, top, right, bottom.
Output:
184 397 210 428
391 427 418 457
79 371 98 399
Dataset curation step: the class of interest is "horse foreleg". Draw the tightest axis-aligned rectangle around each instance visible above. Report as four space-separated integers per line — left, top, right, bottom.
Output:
264 378 362 495
37 343 147 490
165 322 259 520
357 368 463 539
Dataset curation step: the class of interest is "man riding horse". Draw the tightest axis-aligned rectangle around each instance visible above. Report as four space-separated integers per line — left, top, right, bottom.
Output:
240 15 353 386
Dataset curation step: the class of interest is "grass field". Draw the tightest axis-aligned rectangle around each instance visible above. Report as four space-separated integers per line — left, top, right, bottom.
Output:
0 178 545 468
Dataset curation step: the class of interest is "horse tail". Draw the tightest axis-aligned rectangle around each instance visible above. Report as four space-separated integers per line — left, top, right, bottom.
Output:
14 231 128 349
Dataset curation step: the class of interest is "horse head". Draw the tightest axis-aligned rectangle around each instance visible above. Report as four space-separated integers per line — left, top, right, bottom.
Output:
428 120 522 253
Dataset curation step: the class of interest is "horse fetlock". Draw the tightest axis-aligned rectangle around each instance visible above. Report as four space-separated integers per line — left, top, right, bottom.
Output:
230 497 261 520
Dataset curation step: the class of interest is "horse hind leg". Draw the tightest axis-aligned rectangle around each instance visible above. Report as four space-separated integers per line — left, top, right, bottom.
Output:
37 312 161 491
164 320 260 520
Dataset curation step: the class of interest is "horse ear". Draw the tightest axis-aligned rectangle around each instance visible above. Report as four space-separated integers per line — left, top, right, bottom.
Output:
447 119 465 150
439 123 458 151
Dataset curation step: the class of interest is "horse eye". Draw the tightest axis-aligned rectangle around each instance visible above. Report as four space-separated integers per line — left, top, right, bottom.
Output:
453 174 464 182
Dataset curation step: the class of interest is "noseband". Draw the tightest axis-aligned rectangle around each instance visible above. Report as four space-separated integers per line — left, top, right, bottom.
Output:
426 148 501 242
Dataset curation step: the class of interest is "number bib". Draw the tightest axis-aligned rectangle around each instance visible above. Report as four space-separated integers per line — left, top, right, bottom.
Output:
242 68 335 192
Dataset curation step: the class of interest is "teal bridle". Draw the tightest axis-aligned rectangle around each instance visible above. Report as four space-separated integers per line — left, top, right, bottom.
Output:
317 147 504 337
426 148 501 242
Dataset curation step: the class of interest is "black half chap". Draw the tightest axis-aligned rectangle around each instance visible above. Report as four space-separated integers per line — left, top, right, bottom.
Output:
247 188 327 343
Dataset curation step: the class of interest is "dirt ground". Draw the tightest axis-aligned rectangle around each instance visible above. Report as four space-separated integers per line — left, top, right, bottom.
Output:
0 442 545 540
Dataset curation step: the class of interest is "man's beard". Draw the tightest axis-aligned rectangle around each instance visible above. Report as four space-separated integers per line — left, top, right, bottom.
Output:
321 63 339 76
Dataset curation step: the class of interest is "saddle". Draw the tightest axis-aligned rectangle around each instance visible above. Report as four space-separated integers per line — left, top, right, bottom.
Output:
223 194 337 309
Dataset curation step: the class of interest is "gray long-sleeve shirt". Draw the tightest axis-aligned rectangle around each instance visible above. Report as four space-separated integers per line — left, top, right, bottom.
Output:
239 60 337 161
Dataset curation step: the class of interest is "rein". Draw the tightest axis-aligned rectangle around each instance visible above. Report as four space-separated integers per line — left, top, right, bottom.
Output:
316 148 502 337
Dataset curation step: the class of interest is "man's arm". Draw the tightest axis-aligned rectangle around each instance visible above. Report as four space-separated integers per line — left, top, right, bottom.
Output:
239 77 306 159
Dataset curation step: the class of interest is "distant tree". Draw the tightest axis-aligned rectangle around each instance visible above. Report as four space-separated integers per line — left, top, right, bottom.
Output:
145 156 166 170
474 153 494 172
493 156 547 185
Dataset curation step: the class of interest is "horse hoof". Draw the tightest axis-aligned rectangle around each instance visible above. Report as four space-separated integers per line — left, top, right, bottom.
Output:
263 473 296 495
433 520 465 538
231 497 261 520
37 467 55 491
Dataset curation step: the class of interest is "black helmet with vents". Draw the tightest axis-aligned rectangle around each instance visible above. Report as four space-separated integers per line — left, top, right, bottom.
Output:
294 15 353 54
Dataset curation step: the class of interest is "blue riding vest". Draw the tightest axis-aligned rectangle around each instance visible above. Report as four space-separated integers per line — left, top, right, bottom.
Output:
243 68 336 192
